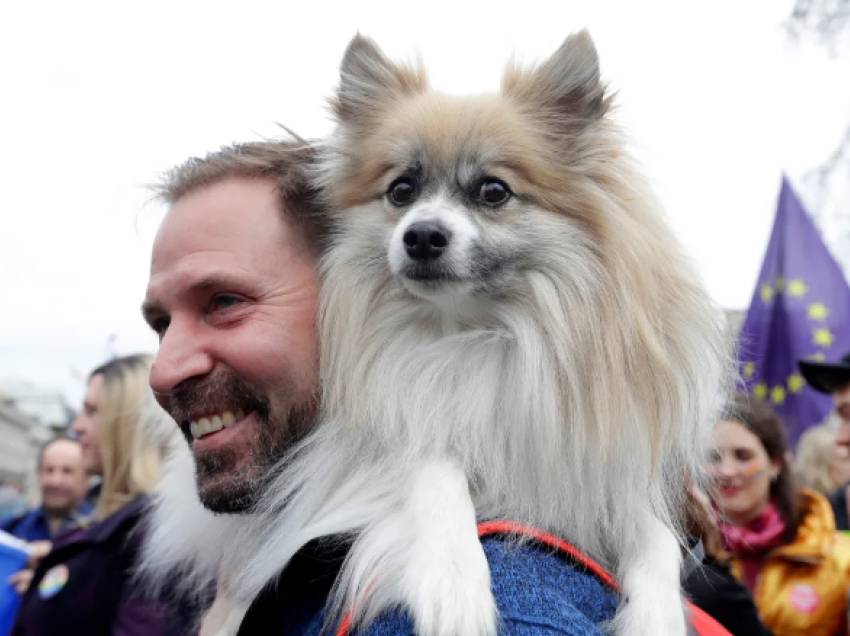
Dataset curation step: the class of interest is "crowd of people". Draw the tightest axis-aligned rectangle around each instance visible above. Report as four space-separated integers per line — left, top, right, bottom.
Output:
2 139 850 635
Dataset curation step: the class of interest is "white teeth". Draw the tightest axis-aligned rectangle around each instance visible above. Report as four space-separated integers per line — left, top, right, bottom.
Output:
190 410 246 439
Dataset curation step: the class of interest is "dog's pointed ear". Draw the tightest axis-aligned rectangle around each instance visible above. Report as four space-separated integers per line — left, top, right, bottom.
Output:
333 34 427 124
503 30 608 123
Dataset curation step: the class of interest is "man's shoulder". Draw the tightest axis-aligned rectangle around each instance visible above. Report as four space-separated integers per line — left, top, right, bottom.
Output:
360 537 618 636
0 507 45 540
481 536 618 630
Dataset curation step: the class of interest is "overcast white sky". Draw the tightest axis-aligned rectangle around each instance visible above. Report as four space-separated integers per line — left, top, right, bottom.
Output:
1 0 849 407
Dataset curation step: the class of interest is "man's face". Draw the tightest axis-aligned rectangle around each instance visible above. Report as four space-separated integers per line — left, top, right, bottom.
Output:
144 177 321 514
39 440 87 517
833 382 850 466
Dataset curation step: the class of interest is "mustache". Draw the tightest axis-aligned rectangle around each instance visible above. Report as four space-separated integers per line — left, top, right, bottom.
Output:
166 370 271 429
42 487 73 496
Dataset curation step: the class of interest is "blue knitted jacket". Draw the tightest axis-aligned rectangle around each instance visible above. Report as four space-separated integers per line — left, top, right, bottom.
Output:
237 536 619 635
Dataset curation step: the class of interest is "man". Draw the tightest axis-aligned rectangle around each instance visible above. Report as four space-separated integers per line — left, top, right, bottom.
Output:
144 141 725 636
1 436 91 542
799 351 850 531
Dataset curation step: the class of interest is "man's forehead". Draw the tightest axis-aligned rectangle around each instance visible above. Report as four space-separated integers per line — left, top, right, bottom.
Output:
43 440 82 464
153 178 282 262
147 178 288 298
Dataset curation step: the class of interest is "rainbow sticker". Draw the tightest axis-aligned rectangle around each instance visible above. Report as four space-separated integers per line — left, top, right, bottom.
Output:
38 564 69 600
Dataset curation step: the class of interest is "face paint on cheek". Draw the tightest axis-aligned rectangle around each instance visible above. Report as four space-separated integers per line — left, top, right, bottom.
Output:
740 461 767 482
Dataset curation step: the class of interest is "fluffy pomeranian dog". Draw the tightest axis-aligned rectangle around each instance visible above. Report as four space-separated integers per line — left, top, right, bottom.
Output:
141 31 731 636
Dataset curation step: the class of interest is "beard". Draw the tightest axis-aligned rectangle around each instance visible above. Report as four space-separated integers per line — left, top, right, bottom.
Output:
42 488 78 518
166 369 318 514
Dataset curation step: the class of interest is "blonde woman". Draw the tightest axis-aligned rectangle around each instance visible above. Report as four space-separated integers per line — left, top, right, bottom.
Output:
13 354 177 636
795 424 850 497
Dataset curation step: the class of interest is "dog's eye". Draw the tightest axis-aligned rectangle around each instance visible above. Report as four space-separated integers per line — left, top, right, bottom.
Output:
387 177 417 206
478 179 512 207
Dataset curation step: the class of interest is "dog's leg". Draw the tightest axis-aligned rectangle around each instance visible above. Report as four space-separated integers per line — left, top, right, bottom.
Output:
400 457 498 636
201 579 250 636
609 511 687 636
207 603 249 636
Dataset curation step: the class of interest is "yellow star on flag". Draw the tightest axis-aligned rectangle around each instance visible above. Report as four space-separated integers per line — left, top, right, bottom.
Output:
771 386 786 405
787 278 808 298
743 362 756 379
788 373 805 393
754 383 768 400
761 283 774 304
813 327 835 348
808 302 830 321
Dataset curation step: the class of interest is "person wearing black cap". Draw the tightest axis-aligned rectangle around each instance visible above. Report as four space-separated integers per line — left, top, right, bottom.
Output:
799 351 850 531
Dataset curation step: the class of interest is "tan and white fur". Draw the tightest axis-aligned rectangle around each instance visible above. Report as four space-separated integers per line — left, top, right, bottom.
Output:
140 31 732 636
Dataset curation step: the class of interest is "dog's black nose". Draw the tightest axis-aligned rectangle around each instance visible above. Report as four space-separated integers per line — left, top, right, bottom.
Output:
403 222 450 260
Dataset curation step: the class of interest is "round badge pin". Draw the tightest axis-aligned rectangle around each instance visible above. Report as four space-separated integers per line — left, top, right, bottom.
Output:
789 583 820 614
37 564 69 600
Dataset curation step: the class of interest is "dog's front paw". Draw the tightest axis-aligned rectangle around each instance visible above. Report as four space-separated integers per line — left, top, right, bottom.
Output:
402 458 498 636
406 551 498 636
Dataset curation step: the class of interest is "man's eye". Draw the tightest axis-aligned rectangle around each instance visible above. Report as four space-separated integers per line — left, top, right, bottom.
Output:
151 317 170 337
210 295 242 311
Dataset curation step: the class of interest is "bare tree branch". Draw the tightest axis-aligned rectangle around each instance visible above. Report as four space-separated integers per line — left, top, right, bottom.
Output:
805 122 850 188
785 0 850 221
785 0 850 54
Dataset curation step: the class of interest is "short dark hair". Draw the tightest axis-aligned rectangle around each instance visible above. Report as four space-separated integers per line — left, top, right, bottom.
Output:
38 435 82 472
722 393 801 542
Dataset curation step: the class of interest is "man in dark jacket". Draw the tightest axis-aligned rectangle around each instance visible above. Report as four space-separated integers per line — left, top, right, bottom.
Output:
799 351 850 531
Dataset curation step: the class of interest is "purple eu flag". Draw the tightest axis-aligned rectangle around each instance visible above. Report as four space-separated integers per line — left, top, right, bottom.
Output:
737 176 850 447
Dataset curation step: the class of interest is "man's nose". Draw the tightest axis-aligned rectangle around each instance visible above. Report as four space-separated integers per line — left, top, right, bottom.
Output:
149 319 214 407
42 473 64 488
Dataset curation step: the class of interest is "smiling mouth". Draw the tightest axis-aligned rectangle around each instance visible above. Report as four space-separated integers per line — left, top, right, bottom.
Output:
186 409 246 440
718 484 742 496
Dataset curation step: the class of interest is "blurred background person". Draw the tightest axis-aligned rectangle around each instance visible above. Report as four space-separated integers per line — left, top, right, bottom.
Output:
795 424 850 497
12 354 179 636
1 437 90 542
799 352 850 531
709 393 850 635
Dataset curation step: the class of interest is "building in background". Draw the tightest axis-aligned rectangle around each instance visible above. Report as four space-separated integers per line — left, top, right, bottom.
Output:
0 391 54 504
0 379 75 433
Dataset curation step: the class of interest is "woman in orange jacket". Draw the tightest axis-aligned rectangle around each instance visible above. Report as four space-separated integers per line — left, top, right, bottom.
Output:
709 393 850 636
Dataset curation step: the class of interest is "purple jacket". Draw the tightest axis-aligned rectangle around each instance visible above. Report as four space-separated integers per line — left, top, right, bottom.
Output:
11 496 189 636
